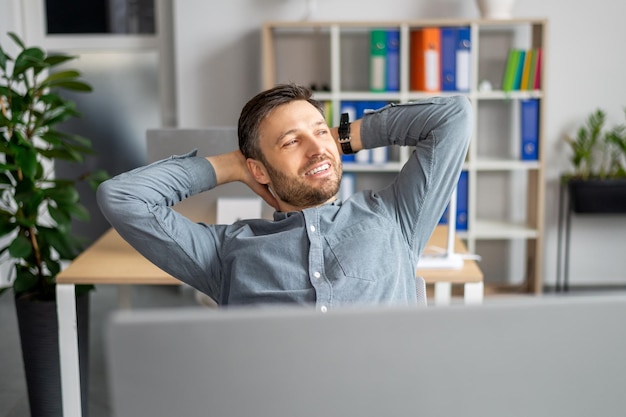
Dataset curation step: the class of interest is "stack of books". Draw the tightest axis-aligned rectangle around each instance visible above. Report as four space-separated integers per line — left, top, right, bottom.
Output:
501 48 542 92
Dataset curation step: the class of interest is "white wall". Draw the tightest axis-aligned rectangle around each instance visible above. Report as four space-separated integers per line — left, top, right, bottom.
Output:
172 0 626 288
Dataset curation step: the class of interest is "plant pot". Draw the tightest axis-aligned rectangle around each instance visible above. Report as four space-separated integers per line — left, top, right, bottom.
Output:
15 292 90 417
567 178 626 214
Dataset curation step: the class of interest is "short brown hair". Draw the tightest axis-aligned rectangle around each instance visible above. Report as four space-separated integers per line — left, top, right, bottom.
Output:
238 83 324 160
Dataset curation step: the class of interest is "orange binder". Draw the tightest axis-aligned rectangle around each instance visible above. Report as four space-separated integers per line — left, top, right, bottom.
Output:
410 27 441 92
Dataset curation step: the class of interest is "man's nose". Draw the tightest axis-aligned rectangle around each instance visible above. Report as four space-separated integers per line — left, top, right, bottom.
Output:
303 134 325 157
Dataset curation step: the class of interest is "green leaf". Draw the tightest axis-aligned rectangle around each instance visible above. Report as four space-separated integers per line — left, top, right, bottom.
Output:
40 104 73 126
39 147 85 162
0 171 13 185
13 269 39 294
66 202 91 222
44 54 75 67
47 258 62 277
44 185 80 205
0 216 17 235
38 227 81 260
15 146 39 179
8 234 32 258
0 44 10 72
13 47 47 77
8 32 26 50
47 80 93 92
42 69 81 84
86 169 110 190
48 204 71 226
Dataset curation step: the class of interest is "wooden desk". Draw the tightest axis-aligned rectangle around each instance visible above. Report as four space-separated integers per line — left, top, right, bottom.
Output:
56 226 482 416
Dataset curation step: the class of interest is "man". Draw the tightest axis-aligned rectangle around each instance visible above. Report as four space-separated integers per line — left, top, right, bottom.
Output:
97 83 472 310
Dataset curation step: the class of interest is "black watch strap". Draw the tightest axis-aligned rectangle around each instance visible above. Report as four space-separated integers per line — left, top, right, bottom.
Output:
338 112 354 155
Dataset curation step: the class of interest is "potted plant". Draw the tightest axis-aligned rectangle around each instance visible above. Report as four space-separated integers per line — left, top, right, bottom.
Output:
562 108 626 213
0 32 107 416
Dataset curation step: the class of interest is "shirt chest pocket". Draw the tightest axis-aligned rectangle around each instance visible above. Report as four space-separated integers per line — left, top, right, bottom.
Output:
324 222 397 282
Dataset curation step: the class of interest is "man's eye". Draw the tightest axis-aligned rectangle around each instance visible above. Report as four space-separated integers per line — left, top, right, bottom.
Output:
283 139 297 147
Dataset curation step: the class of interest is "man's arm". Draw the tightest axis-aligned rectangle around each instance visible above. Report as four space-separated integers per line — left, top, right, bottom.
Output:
355 97 473 257
97 152 228 296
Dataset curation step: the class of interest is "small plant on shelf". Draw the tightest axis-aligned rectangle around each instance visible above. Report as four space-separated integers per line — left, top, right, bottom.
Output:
563 108 626 181
562 108 626 213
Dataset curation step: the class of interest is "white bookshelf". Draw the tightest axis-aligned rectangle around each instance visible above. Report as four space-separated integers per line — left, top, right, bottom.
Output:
262 18 548 294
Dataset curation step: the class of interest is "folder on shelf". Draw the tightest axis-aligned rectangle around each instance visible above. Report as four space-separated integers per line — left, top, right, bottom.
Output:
520 98 540 160
438 170 468 231
525 49 537 91
440 27 457 91
520 49 533 90
533 48 543 90
410 27 441 92
455 26 471 92
385 29 400 92
370 29 387 92
456 170 469 231
323 101 333 127
512 49 525 90
501 48 524 92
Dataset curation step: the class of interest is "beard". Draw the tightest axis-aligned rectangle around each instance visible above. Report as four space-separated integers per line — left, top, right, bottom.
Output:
264 156 342 209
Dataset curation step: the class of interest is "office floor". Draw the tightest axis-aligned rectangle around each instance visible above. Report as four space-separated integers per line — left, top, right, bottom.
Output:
1 283 624 417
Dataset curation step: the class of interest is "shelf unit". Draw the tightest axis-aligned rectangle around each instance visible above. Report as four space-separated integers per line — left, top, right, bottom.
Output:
261 18 547 294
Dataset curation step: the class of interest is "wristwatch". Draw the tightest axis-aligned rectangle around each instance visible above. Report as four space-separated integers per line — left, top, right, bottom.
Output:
338 112 354 155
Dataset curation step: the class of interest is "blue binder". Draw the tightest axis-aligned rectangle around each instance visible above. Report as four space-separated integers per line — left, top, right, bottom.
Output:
438 170 469 230
520 99 539 160
455 27 471 92
440 27 457 91
456 170 468 231
385 29 400 92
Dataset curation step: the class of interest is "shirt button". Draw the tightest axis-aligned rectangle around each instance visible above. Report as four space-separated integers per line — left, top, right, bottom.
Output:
320 305 328 313
313 271 321 279
310 225 316 232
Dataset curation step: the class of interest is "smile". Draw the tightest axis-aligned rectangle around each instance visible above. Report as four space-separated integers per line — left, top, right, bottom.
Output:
305 163 331 176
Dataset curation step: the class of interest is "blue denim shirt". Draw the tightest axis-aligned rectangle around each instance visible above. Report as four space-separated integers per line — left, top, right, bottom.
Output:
97 96 472 310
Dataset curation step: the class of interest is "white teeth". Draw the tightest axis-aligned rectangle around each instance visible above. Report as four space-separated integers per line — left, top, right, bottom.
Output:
306 163 330 175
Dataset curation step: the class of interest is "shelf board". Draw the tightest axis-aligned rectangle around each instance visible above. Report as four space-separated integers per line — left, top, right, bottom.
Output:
342 162 404 172
473 158 540 171
475 90 543 100
471 220 539 239
312 90 543 102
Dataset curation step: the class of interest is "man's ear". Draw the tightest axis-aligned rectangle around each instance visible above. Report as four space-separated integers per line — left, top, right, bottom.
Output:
246 158 270 185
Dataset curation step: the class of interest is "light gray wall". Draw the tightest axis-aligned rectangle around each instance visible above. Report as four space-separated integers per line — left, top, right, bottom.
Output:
171 0 626 287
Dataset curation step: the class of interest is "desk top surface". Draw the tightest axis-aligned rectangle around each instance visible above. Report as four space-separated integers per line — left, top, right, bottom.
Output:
57 226 482 285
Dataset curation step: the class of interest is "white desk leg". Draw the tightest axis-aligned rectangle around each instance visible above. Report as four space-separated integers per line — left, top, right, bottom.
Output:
464 282 484 305
57 284 83 417
434 282 452 306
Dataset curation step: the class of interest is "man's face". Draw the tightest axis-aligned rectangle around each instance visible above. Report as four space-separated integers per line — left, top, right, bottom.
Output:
253 100 342 210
